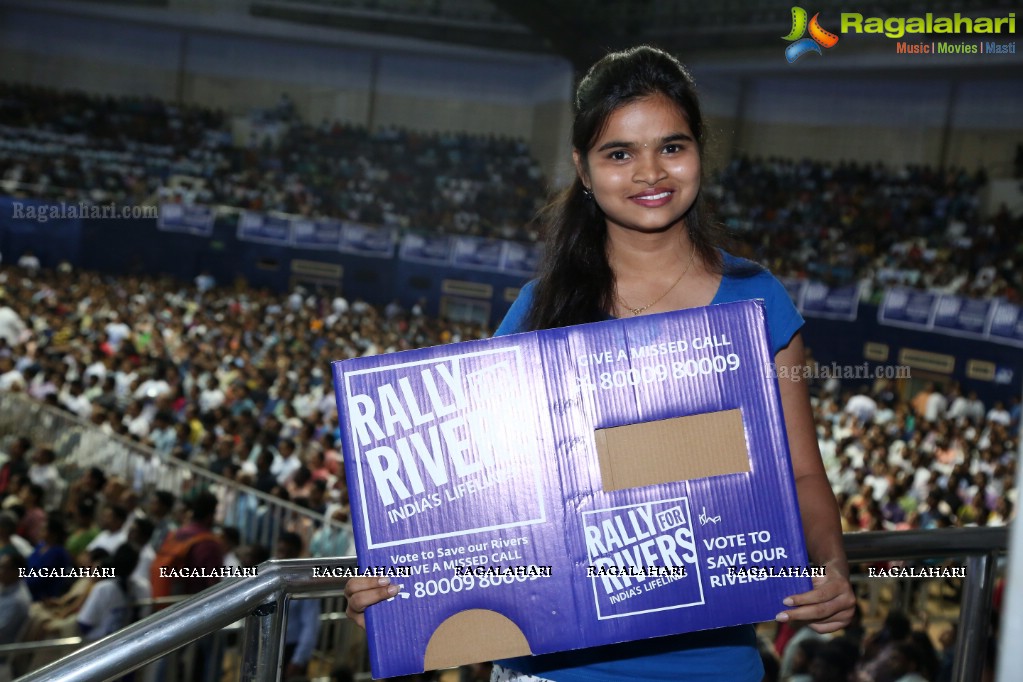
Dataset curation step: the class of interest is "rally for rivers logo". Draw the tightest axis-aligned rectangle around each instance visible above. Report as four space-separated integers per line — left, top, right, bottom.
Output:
783 7 840 62
583 498 703 619
343 347 547 549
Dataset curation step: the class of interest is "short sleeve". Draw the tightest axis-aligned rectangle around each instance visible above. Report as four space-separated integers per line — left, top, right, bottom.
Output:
713 253 803 356
494 280 537 337
760 276 804 356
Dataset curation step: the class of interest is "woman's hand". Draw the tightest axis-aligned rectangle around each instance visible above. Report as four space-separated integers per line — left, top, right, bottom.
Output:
776 561 856 633
344 576 400 628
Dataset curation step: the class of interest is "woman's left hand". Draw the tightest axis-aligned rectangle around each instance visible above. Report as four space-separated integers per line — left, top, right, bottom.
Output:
776 560 856 633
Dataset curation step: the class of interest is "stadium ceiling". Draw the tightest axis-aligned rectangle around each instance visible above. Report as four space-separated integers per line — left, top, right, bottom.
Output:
249 0 1017 70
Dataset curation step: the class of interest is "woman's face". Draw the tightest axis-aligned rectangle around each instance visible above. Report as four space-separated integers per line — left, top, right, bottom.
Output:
576 93 701 236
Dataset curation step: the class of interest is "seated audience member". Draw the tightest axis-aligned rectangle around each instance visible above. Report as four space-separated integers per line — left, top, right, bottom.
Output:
77 544 149 641
151 492 224 600
147 490 177 552
310 506 353 558
25 548 110 641
25 516 75 601
0 511 32 558
64 467 106 518
277 532 320 679
219 526 242 568
66 496 100 560
16 483 47 546
86 504 131 555
27 447 62 510
128 518 156 588
0 552 31 644
0 436 32 497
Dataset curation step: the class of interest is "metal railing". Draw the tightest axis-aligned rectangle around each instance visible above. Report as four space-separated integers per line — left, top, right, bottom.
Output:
844 526 1006 682
0 392 351 554
10 527 1008 682
15 555 359 682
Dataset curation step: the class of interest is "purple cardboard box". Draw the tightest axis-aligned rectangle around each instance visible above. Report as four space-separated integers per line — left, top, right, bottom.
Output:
332 299 812 678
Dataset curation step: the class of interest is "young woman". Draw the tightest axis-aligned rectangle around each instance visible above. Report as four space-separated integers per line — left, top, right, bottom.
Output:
345 45 855 681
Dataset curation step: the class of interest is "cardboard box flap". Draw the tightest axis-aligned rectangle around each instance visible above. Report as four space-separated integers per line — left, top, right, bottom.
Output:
594 409 750 491
424 610 532 669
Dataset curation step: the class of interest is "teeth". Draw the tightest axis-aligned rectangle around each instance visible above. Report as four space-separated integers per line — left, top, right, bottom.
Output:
638 191 670 200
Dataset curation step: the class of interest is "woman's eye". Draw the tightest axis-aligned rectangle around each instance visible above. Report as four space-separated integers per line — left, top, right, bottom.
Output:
609 150 629 161
663 143 682 154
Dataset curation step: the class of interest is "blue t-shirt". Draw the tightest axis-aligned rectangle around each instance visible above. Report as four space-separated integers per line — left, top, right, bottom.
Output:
496 252 804 358
492 251 803 681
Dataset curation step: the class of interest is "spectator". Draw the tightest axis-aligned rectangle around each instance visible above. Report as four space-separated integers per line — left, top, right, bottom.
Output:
128 517 156 588
16 250 41 273
0 305 28 348
86 505 130 555
152 491 224 597
77 544 148 641
0 552 31 644
66 496 100 563
147 490 177 552
219 526 241 568
0 436 31 496
16 483 47 545
276 531 320 680
0 511 32 558
25 515 74 601
27 447 61 510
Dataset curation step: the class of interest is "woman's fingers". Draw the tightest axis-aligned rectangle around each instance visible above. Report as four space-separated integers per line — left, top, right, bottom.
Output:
344 576 400 628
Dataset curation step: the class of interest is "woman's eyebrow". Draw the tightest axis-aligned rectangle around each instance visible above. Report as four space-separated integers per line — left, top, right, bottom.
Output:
596 132 694 152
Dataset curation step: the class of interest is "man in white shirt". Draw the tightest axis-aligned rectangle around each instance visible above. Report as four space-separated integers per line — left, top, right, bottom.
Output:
924 388 948 423
0 305 27 348
844 392 877 424
274 439 303 486
104 314 132 352
28 447 62 511
86 505 131 555
987 401 1011 426
16 250 40 273
964 391 986 424
60 379 93 419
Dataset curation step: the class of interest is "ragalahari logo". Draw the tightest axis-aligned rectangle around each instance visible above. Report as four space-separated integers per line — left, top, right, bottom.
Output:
783 7 840 62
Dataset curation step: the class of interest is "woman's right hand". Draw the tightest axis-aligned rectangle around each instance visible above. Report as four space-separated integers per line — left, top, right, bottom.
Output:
344 576 400 628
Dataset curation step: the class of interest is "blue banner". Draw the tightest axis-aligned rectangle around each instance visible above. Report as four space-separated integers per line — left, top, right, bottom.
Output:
157 203 214 237
932 295 994 338
399 233 452 264
340 222 395 258
291 218 341 250
800 282 859 321
450 236 504 271
237 211 290 245
988 300 1023 347
501 242 542 276
878 288 937 329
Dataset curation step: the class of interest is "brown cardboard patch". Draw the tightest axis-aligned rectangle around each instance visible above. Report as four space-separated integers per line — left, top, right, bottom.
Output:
595 408 749 491
424 609 531 669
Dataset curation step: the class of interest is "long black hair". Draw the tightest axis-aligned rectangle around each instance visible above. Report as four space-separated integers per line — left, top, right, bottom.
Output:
527 45 739 331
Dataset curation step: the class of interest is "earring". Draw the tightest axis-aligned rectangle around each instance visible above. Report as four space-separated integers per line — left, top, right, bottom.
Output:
582 187 593 199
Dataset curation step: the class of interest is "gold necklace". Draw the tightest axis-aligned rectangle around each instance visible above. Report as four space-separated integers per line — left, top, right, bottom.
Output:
616 243 697 316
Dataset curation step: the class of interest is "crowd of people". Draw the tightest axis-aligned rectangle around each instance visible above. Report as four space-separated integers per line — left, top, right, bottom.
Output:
0 83 548 241
0 251 1017 679
709 157 1021 303
1 82 1020 682
4 83 1022 299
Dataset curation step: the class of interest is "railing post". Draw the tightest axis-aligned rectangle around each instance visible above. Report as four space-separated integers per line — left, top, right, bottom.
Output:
241 595 287 682
953 552 998 682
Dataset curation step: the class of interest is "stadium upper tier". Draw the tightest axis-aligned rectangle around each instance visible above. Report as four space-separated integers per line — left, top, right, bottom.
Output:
0 82 1019 299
